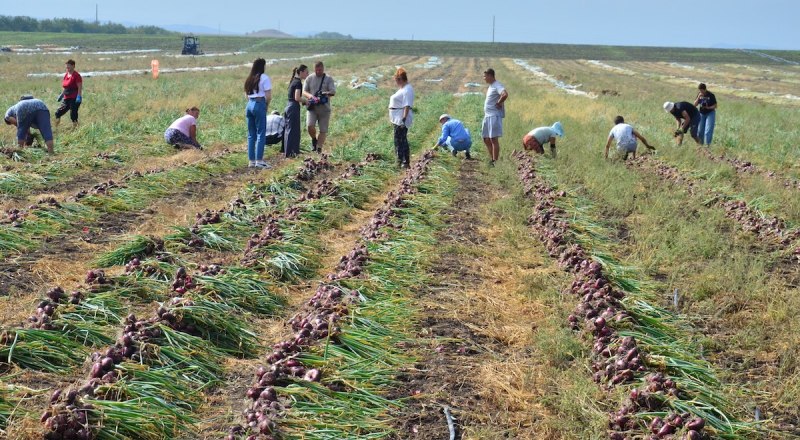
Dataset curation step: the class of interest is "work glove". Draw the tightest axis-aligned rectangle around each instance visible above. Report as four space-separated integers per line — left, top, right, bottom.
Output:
76 95 82 104
673 130 683 137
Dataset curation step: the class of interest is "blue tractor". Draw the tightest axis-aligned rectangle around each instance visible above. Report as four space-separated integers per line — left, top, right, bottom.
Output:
181 35 203 55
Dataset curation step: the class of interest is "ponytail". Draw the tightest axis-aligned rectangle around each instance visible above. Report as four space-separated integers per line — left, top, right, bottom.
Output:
291 64 308 81
290 67 298 82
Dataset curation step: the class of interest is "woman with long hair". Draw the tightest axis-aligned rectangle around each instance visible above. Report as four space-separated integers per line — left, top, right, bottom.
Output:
284 64 311 158
388 67 414 168
244 58 272 168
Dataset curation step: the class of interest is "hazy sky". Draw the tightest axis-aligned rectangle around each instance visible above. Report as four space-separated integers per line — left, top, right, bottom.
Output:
3 0 798 50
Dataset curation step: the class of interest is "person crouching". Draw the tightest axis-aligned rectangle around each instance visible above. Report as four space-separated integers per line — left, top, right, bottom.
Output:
164 107 202 149
523 122 564 158
604 115 654 160
434 114 472 159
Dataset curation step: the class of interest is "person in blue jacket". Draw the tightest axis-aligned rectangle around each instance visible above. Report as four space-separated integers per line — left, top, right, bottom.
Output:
434 114 472 159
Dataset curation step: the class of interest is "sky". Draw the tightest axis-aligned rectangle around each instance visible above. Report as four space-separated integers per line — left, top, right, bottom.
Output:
3 0 799 50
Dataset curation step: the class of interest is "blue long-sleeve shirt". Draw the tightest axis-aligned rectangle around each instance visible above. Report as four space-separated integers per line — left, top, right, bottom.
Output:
437 118 470 146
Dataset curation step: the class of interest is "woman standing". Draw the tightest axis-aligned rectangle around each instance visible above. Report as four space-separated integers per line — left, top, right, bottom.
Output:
388 68 414 168
284 64 311 158
55 59 82 128
244 58 272 169
164 107 201 149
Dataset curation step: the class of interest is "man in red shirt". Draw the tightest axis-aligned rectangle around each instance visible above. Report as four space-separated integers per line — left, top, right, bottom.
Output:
55 59 82 128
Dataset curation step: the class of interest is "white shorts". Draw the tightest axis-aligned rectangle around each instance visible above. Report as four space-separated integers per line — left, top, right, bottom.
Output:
482 115 503 138
616 141 637 153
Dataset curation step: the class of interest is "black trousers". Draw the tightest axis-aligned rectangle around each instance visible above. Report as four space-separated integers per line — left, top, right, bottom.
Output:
393 124 410 166
284 102 301 157
56 98 81 122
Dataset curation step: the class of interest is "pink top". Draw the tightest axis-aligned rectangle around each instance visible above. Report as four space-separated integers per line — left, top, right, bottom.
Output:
168 114 197 136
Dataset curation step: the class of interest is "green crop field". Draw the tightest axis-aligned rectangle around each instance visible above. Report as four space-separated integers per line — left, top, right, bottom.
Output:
0 31 799 440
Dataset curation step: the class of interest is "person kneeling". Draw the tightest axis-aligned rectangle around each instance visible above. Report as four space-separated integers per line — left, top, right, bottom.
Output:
164 107 202 149
604 116 654 160
523 122 563 158
434 114 472 159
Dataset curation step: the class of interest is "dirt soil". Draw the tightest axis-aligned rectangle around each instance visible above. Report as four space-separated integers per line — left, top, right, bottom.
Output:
391 160 553 439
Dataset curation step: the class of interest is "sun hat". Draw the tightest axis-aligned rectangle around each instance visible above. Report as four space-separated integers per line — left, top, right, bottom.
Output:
663 101 675 112
438 114 450 122
551 121 564 137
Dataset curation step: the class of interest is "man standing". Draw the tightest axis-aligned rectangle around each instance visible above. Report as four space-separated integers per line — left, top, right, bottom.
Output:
694 83 717 145
303 61 336 153
434 114 472 159
663 101 701 145
481 68 508 166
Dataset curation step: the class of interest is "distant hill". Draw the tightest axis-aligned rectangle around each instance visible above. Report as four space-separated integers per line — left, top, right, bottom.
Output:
245 29 295 38
310 32 353 40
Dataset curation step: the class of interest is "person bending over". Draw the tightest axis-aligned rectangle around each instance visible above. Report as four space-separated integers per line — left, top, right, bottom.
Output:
164 107 201 149
4 95 55 154
604 115 654 160
434 114 472 159
523 122 564 158
663 101 701 145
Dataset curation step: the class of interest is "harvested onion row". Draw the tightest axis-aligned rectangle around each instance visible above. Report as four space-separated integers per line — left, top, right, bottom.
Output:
697 148 800 192
629 156 800 262
226 150 437 440
514 151 713 440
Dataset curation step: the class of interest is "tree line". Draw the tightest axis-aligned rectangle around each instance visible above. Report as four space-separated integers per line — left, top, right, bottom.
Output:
0 15 172 35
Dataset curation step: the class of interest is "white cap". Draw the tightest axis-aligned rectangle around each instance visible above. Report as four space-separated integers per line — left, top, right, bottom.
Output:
438 114 450 122
663 101 675 112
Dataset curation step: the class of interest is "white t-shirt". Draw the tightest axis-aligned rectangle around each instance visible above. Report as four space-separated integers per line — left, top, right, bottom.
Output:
388 84 414 127
247 73 272 98
168 114 197 137
608 123 637 150
484 80 506 117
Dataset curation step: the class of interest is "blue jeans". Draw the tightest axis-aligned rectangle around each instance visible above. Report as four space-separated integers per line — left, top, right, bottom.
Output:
246 99 267 161
445 136 472 152
698 111 715 145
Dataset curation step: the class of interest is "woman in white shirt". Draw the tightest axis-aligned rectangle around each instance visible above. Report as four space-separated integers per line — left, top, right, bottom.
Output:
388 68 414 169
243 58 272 169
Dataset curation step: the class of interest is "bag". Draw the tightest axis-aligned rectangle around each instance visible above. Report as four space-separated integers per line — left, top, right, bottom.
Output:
309 74 328 110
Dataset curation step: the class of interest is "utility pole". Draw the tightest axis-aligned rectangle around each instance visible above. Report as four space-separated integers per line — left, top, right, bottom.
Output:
492 15 495 43
95 4 99 25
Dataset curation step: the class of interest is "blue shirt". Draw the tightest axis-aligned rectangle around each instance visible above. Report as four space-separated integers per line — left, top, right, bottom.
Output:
5 98 49 140
437 119 470 146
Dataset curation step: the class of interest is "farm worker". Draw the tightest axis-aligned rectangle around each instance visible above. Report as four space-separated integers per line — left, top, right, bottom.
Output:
244 58 272 169
663 101 701 145
694 83 717 145
388 67 414 169
303 61 336 153
4 95 55 154
482 68 508 167
164 107 201 149
523 122 564 158
604 115 655 160
55 59 82 129
265 110 286 153
434 114 472 159
285 64 313 158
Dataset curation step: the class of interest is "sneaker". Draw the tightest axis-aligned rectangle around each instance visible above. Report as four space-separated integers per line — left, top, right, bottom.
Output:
254 161 271 169
452 150 458 157
489 160 495 167
465 151 472 160
248 161 256 168
402 162 410 169
311 138 318 150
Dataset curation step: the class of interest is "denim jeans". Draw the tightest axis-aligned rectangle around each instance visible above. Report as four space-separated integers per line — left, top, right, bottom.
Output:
246 99 267 161
698 111 715 145
445 136 472 152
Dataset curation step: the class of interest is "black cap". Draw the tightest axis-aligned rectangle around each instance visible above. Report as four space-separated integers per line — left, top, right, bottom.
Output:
484 68 495 76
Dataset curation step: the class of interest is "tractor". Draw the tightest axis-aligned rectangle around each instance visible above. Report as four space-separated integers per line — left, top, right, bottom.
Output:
181 35 203 55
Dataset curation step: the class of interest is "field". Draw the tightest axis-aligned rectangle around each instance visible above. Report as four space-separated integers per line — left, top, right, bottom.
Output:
1 32 800 440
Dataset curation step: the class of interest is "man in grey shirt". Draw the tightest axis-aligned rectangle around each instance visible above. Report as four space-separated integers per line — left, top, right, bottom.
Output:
481 68 508 166
303 61 336 153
